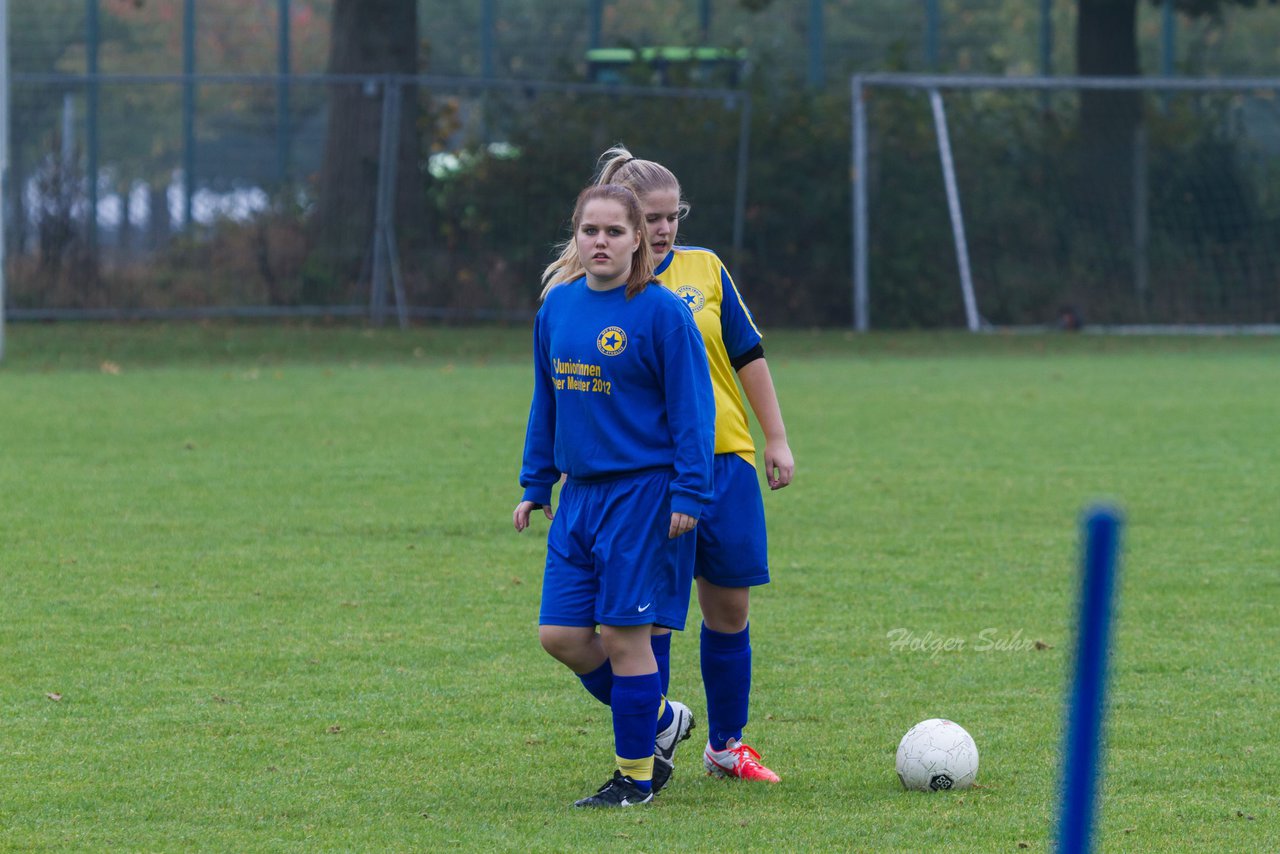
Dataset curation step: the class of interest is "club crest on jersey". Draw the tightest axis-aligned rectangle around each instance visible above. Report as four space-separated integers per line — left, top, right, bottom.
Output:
675 285 706 313
596 326 628 356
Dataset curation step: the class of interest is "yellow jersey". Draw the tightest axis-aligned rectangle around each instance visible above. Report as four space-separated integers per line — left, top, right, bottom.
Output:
655 247 762 463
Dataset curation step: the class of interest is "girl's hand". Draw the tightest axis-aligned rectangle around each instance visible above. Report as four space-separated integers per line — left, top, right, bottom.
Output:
669 512 698 539
514 500 554 532
764 440 795 490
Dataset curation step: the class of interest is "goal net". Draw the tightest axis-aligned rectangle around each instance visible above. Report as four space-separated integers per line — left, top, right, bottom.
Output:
853 74 1280 332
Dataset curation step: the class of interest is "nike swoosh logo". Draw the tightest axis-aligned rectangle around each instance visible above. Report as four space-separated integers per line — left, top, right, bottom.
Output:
637 603 652 612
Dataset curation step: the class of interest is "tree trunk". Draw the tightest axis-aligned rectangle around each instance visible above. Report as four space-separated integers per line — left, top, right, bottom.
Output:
1075 0 1143 275
1077 0 1141 150
311 0 423 299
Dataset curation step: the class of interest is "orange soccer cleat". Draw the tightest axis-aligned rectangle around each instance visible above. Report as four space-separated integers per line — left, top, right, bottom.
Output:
703 739 780 783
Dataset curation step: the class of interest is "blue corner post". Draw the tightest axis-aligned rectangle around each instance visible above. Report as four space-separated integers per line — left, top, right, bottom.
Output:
1057 506 1124 854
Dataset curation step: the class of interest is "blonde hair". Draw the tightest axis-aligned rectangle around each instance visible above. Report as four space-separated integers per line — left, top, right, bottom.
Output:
540 144 687 299
542 184 655 300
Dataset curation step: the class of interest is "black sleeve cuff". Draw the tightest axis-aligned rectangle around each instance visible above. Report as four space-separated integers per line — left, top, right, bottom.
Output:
730 343 765 372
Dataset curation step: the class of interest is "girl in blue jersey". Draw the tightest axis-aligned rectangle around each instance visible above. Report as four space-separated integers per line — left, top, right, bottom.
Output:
514 184 715 808
551 146 795 783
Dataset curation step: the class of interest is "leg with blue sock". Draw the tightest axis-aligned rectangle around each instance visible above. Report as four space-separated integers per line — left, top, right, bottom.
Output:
564 629 692 798
578 650 674 737
573 670 662 808
648 631 696 794
701 621 752 751
610 672 661 793
577 658 614 706
650 630 672 697
574 623 661 808
701 619 780 782
576 632 674 730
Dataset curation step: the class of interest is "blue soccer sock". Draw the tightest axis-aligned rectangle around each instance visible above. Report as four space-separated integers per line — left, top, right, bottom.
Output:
611 672 661 792
577 659 614 706
578 656 674 737
701 622 752 752
650 632 672 697
655 696 673 734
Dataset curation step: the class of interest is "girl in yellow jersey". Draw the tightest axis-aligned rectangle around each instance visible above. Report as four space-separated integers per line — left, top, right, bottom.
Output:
546 145 795 783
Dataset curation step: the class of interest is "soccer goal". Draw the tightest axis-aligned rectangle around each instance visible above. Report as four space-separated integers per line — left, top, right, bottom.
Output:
852 73 1280 333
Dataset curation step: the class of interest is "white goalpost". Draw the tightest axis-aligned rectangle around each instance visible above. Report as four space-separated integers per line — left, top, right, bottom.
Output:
927 87 981 333
854 80 982 331
852 73 1280 333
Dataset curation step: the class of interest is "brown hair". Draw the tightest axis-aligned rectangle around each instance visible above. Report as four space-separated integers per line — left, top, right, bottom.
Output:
540 144 685 298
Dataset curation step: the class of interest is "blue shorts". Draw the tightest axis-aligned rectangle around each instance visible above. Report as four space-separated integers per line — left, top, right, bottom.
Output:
694 453 770 588
539 468 696 630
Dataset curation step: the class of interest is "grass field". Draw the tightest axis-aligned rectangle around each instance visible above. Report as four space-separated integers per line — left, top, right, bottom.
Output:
2 324 1277 852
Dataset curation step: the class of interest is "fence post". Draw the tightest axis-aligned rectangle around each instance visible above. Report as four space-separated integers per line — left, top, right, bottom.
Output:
1133 123 1149 320
277 0 291 186
86 0 99 255
1160 0 1176 113
1039 0 1053 111
924 0 940 70
481 0 495 78
808 0 824 90
1040 0 1053 78
369 79 407 329
0 0 8 361
182 0 196 229
731 92 751 272
851 75 868 331
589 0 602 49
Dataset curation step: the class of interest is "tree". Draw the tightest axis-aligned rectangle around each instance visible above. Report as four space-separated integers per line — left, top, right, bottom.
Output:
1074 0 1276 236
1077 0 1278 152
311 0 423 293
1077 0 1141 142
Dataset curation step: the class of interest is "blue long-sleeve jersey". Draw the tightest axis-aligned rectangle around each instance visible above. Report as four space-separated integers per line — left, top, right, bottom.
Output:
520 277 715 518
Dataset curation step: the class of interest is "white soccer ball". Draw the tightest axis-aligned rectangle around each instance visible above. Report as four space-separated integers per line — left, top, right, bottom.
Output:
895 718 979 791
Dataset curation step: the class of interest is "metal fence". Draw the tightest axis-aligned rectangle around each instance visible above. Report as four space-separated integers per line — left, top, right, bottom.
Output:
12 3 1280 336
16 2 1280 92
6 72 750 324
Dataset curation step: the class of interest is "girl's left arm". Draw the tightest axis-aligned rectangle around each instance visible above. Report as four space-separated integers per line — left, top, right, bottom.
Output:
736 358 794 490
717 262 793 490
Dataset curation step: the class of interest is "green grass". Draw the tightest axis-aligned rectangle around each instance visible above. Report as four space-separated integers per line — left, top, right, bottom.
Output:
2 323 1277 851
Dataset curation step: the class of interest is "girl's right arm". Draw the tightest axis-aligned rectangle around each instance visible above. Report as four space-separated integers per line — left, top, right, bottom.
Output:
518 310 561 512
